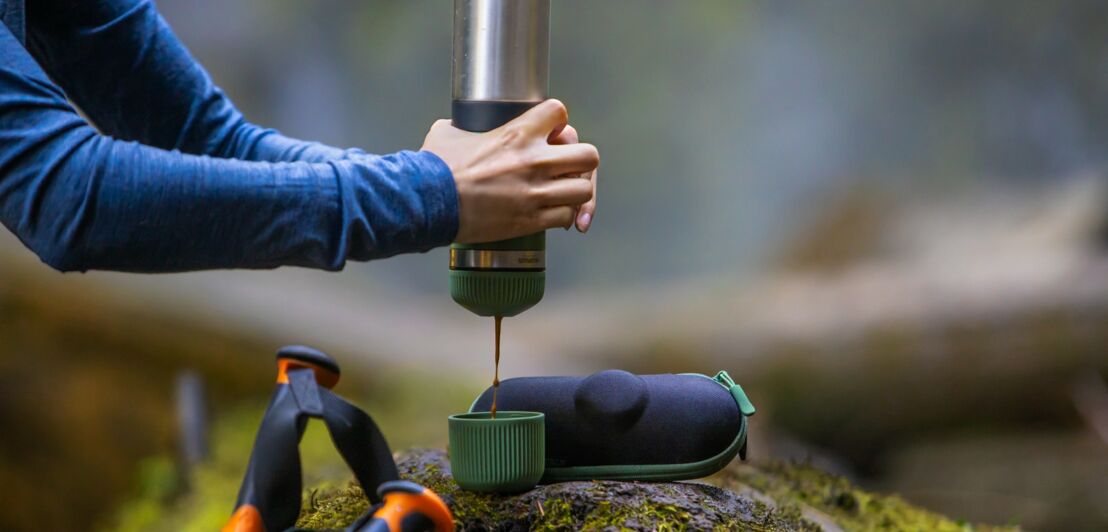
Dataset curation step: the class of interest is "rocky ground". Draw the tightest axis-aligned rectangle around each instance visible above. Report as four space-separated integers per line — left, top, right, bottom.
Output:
295 449 1001 531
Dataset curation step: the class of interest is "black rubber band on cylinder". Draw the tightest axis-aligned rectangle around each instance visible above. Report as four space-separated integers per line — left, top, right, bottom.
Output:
452 100 540 132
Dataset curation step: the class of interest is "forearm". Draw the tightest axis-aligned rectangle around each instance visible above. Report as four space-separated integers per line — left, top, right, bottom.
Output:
2 26 457 272
6 136 339 272
4 8 460 273
2 130 456 273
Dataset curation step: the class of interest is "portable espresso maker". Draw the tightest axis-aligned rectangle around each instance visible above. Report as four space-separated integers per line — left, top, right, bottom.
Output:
442 0 758 496
444 0 551 494
448 0 550 318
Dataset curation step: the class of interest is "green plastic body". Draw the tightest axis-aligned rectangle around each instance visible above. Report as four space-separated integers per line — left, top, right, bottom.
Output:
448 270 545 317
449 232 546 317
450 100 546 317
447 411 545 493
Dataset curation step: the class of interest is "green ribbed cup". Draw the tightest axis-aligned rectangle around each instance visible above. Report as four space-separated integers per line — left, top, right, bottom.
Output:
448 411 545 493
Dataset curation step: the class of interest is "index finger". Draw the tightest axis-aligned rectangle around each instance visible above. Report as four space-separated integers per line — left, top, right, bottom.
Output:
549 124 579 145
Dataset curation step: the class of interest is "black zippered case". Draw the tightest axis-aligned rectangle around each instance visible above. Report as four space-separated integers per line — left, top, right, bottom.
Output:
468 369 756 482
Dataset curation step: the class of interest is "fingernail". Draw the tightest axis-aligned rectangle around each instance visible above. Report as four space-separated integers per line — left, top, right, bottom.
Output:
577 212 592 232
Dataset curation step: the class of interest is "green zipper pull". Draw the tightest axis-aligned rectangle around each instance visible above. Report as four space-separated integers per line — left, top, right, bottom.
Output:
714 371 756 417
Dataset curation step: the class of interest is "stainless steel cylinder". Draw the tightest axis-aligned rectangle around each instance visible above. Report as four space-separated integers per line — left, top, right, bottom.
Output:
450 248 545 270
448 0 550 317
452 0 550 102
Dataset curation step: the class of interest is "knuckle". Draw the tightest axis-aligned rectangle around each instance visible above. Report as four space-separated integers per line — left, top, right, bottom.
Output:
525 186 546 206
560 209 575 227
524 212 543 232
578 180 595 199
583 144 600 166
561 124 578 141
515 148 539 171
530 152 556 173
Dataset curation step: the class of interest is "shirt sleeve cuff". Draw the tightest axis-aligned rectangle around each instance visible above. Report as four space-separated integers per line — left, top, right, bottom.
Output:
407 149 460 248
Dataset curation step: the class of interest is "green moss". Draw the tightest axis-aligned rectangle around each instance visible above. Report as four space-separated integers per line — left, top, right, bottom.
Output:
576 500 692 531
294 482 369 530
710 461 1008 532
297 449 947 531
532 498 576 530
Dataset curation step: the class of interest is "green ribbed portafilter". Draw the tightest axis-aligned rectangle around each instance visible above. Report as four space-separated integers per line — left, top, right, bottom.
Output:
448 0 550 317
450 232 545 317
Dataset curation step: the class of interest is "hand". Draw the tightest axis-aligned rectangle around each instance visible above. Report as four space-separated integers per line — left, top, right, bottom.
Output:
421 99 599 244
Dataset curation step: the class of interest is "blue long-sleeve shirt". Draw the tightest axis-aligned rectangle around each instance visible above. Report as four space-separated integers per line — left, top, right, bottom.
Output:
0 0 459 272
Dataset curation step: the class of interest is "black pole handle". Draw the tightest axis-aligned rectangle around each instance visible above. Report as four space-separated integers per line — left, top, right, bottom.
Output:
224 347 452 532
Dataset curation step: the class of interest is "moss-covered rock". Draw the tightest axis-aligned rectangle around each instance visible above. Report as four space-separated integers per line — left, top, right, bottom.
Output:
295 449 1006 531
101 382 1009 531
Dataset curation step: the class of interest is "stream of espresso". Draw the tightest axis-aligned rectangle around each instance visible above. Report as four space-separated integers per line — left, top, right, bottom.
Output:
490 315 503 418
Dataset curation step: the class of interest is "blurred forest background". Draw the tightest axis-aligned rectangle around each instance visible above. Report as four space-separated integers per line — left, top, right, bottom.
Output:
2 0 1108 530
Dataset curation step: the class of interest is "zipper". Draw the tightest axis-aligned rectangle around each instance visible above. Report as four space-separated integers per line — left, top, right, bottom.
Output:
712 370 756 417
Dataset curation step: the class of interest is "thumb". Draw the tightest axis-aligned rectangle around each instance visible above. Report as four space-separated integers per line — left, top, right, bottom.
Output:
517 99 569 136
